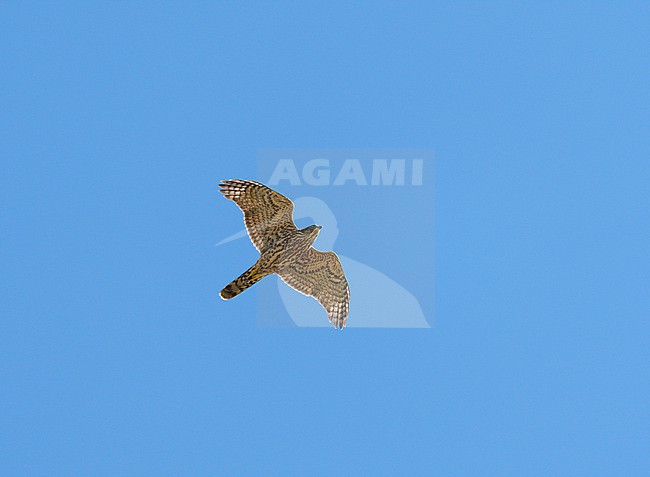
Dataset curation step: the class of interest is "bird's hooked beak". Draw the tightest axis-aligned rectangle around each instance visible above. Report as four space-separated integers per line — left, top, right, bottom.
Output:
317 225 322 230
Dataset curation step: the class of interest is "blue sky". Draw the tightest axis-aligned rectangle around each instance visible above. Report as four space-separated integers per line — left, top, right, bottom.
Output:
1 2 649 475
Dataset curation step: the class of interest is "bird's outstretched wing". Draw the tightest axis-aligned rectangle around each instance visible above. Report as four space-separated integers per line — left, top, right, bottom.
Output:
219 179 297 252
278 248 350 329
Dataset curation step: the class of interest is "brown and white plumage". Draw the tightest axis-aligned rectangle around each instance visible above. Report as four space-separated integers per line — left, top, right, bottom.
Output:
277 249 350 329
219 179 296 253
219 179 350 329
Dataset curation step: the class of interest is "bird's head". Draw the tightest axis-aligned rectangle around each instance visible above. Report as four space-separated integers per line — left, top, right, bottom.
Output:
300 224 322 244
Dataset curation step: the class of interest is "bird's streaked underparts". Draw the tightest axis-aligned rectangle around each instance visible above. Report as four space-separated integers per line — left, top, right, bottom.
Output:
219 179 350 329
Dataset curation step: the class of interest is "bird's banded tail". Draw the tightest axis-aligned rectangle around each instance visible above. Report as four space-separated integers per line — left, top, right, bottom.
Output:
220 263 268 300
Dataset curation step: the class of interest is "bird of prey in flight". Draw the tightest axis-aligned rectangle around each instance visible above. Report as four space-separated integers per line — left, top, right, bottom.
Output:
219 179 350 329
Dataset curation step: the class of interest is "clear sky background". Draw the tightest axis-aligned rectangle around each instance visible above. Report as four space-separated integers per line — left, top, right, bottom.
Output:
1 2 649 475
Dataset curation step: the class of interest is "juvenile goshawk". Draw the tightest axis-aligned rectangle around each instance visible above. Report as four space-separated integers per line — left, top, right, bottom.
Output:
218 179 350 329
